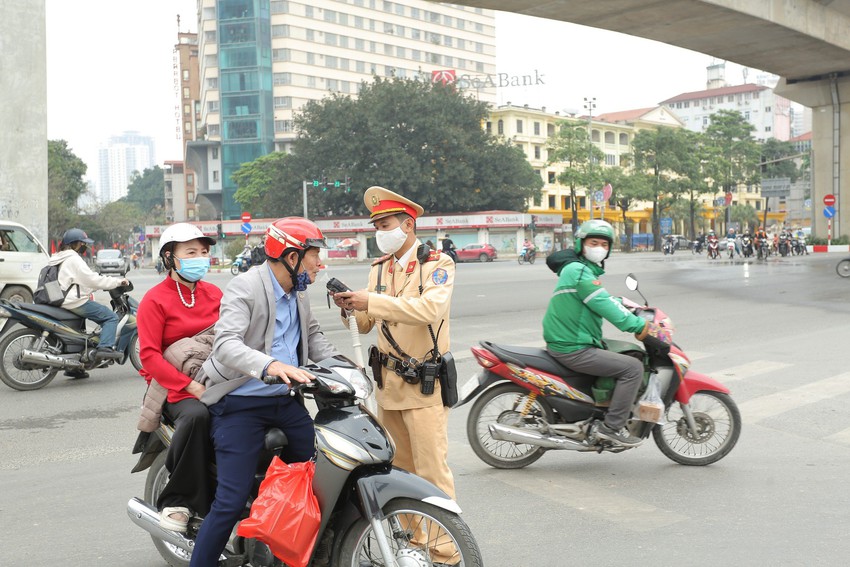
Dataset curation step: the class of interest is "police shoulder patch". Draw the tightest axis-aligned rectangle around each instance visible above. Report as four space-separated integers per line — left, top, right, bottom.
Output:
372 254 392 266
432 268 448 285
426 250 441 262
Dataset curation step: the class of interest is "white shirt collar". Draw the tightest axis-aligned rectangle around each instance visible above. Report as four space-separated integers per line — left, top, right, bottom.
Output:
393 241 420 271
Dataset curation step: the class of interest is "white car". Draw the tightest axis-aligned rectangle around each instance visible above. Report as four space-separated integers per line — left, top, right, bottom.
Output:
0 220 50 303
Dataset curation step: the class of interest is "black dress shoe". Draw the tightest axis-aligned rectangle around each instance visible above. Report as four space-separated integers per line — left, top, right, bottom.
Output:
64 369 90 380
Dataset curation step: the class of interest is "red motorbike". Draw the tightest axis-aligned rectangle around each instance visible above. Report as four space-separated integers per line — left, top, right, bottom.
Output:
457 274 741 468
707 237 720 260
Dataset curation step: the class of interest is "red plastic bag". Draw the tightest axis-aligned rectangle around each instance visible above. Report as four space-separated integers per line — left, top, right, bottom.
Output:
236 457 320 567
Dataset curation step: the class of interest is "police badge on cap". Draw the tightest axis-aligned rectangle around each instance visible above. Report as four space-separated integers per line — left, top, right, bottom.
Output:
364 186 425 223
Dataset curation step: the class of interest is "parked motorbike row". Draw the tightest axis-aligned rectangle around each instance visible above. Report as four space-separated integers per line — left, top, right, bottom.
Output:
695 235 808 260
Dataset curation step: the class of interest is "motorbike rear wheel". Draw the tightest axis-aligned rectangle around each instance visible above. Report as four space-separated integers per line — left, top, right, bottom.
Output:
145 451 192 567
129 334 143 372
336 498 482 567
836 259 850 278
0 329 60 391
466 383 553 469
652 391 741 466
517 255 524 265
230 264 239 276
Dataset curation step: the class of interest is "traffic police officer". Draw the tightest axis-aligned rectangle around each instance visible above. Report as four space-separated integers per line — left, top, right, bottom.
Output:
333 186 456 502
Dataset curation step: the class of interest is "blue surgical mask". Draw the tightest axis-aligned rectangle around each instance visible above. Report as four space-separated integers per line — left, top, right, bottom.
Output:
294 270 312 292
176 257 210 282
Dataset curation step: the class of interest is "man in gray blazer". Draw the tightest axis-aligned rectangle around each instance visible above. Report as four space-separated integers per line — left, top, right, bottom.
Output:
191 218 339 567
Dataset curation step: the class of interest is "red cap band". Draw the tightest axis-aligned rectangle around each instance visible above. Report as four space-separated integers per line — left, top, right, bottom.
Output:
370 199 418 219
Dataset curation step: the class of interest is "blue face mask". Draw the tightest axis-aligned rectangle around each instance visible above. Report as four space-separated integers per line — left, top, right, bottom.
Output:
293 270 312 292
176 257 210 282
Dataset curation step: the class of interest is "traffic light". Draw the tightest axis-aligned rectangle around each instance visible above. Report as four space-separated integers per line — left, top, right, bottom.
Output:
333 179 341 188
312 179 320 187
344 176 351 193
217 223 226 239
321 175 328 191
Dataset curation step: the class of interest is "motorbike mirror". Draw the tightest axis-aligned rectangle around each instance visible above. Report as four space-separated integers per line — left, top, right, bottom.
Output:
625 274 639 291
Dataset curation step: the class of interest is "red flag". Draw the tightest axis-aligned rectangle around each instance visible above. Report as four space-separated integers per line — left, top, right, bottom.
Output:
602 183 613 201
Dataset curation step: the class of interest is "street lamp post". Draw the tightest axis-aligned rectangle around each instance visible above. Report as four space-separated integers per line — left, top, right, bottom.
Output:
584 97 596 220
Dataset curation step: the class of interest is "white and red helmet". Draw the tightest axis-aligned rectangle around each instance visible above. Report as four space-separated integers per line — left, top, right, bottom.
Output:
264 217 327 259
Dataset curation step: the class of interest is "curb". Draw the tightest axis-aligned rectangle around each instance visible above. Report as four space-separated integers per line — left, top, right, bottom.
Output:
809 245 850 253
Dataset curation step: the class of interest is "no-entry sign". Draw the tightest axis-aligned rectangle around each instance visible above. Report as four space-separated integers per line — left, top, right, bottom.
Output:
241 212 252 223
823 194 836 207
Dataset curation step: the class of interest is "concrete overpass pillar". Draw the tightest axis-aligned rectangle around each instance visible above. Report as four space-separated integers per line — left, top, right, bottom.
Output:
777 75 850 241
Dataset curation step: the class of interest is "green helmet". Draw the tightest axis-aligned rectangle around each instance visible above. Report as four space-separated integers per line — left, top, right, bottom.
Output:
575 220 614 258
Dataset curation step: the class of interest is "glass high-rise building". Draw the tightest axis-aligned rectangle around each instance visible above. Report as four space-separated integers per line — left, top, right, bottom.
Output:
187 0 496 219
97 131 156 203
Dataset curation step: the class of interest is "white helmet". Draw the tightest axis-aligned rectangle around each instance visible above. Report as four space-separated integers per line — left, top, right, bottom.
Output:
160 223 216 248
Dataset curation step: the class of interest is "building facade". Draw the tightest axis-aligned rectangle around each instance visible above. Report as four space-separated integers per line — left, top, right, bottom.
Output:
97 131 156 203
168 30 202 222
188 0 497 219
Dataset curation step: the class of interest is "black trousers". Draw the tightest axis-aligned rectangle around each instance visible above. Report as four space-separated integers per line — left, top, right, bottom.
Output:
156 398 213 516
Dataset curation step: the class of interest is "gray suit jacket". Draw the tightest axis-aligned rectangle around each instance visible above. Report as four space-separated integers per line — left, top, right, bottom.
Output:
199 263 339 405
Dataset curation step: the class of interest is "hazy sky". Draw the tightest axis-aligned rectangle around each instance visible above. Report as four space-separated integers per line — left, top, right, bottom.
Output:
45 1 752 182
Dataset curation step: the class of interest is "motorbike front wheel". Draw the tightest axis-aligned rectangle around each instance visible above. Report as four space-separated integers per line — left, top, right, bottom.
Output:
517 255 524 265
836 259 850 278
230 264 239 276
652 391 741 466
145 451 192 567
0 328 60 391
466 383 553 469
129 334 143 372
336 498 482 567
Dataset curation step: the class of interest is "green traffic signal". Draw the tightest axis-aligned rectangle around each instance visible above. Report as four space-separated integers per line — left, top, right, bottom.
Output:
312 180 319 187
334 180 341 188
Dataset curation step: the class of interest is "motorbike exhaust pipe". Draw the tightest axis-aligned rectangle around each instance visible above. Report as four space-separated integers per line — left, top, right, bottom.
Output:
19 349 83 370
127 497 194 554
488 423 591 451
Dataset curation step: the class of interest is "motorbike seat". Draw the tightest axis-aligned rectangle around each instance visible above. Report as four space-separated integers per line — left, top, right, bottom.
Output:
12 301 82 322
481 341 595 382
265 428 288 451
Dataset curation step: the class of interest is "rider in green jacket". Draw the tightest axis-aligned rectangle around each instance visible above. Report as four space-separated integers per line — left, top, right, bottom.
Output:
543 220 668 446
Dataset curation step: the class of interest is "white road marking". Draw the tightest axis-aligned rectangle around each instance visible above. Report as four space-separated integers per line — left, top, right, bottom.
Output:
706 360 791 383
739 371 850 423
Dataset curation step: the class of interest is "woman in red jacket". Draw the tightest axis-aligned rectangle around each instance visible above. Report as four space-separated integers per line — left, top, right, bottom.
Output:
137 223 222 533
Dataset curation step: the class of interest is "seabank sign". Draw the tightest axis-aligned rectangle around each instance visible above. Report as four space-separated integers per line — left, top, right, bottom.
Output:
429 69 545 90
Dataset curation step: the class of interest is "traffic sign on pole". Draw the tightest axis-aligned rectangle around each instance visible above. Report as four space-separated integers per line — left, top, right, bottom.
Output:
241 222 252 234
824 206 835 219
823 194 836 207
241 212 252 223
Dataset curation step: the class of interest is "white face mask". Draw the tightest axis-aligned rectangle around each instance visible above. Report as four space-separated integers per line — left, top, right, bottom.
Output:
582 245 608 265
375 225 408 255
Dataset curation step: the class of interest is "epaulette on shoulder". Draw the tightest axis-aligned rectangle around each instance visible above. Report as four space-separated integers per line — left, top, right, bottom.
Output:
372 254 392 266
425 250 441 262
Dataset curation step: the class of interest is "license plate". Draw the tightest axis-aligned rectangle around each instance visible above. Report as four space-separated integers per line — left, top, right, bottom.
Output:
458 372 481 401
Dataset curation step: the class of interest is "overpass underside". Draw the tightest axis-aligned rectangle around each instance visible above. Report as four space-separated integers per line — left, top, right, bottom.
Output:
460 0 850 238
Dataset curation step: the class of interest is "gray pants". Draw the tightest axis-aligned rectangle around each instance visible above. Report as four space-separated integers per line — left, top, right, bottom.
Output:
547 347 643 429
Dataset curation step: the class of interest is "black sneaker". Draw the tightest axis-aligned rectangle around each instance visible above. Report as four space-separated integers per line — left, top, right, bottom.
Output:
95 347 122 361
596 422 642 446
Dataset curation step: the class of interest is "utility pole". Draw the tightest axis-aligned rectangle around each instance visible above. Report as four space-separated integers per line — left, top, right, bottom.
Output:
584 97 596 221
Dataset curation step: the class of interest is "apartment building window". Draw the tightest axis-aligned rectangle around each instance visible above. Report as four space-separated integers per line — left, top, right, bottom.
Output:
429 11 439 23
328 79 339 91
534 145 541 159
384 22 393 34
443 35 453 48
272 25 289 37
383 1 392 12
340 58 350 71
497 120 504 135
456 58 465 69
370 63 377 74
516 120 523 134
212 147 219 159
591 130 600 142
326 56 338 68
428 32 441 45
548 171 556 183
765 106 772 112
457 38 465 50
270 1 289 13
203 7 215 19
184 104 191 116
396 24 404 36
306 29 315 41
765 126 772 132
475 61 484 72
604 131 614 144
273 96 292 108
183 87 190 99
354 16 364 29
475 22 484 32
619 133 628 145
355 38 365 51
324 9 336 23
429 53 441 64
547 124 555 137
411 49 420 61
395 3 404 16
272 48 291 61
605 154 617 166
203 30 216 42
341 81 351 93
443 15 452 26
274 120 293 132
548 195 556 209
206 77 218 89
305 5 313 18
384 44 392 55
187 190 194 201
753 91 760 99
208 124 220 136
273 72 292 85
745 111 750 120
411 8 420 19
339 36 348 48
684 101 690 108
184 122 192 133
409 28 419 40
456 18 465 30
485 121 492 133
205 54 217 67
213 170 220 182
533 121 540 135
306 53 315 65
325 33 339 46
370 41 377 53
727 95 734 102
396 46 405 58
356 60 365 73
444 56 453 67
703 116 709 126
384 66 395 77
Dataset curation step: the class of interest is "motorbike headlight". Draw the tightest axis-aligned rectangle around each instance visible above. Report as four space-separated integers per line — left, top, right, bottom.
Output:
336 366 373 400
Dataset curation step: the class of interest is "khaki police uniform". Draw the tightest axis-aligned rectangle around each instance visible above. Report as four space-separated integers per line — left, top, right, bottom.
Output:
350 187 456 501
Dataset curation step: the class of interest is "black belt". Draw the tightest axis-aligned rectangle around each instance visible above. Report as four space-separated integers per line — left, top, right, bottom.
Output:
378 352 421 383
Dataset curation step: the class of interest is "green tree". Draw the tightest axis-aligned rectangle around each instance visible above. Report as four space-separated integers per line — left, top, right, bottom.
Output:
548 120 605 233
760 138 801 183
676 130 712 239
82 201 144 248
47 140 88 240
232 78 542 217
603 167 652 251
123 166 166 213
729 204 759 233
631 127 690 250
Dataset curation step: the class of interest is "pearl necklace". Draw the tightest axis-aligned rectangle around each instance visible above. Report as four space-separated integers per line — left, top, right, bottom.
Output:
176 280 195 308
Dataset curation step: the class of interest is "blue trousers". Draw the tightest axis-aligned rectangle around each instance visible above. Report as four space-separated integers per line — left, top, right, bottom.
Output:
189 395 315 567
68 300 133 350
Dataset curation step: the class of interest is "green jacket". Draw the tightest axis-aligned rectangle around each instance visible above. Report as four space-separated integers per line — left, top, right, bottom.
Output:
542 250 646 354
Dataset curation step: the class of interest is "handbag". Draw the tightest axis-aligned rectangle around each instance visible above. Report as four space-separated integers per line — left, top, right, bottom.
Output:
236 457 321 567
